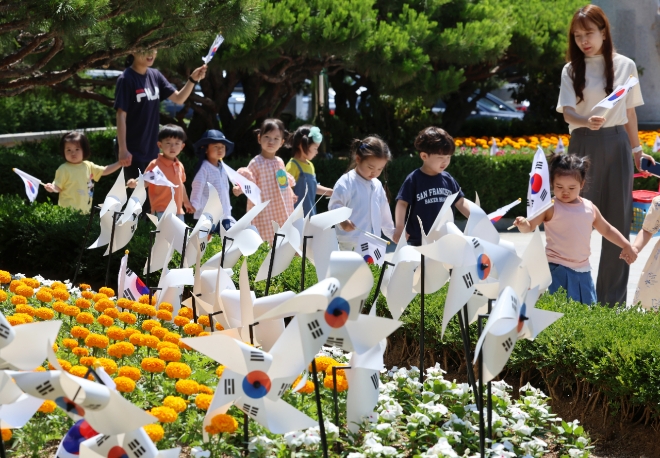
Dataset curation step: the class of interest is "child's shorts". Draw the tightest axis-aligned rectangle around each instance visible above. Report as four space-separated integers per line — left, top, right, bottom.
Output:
548 263 597 305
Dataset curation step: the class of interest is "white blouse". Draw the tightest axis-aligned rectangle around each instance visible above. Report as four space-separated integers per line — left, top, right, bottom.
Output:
557 53 643 133
328 169 395 244
190 160 233 221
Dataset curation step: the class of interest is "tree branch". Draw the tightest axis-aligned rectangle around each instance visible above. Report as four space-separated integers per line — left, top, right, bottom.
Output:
0 18 30 35
52 84 114 108
1 36 63 79
0 32 55 70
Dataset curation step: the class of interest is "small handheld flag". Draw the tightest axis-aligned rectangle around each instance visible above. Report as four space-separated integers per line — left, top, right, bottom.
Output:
222 162 262 205
144 166 178 188
527 146 552 220
490 138 498 156
488 198 521 223
592 74 639 112
13 168 42 202
653 135 660 153
357 230 389 267
118 252 149 301
556 137 565 154
202 34 224 64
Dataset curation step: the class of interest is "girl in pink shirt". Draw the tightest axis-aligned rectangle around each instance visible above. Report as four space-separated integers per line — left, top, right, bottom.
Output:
514 154 637 305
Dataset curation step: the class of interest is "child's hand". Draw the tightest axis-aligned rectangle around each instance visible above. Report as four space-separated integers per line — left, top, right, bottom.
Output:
340 220 356 232
44 183 57 193
126 179 138 189
232 185 243 197
513 216 531 232
292 194 298 204
184 202 195 214
620 245 638 265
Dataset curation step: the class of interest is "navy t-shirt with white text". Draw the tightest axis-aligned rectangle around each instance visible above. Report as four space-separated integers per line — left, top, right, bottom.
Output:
396 168 464 246
114 67 176 163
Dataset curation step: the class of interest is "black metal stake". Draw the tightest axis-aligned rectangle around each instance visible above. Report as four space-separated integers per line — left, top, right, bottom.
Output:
243 412 249 455
368 261 394 315
264 233 284 297
180 226 191 268
105 211 123 287
419 255 425 383
190 294 198 323
487 299 493 440
310 358 329 458
332 365 352 454
478 314 488 458
72 205 99 285
248 323 259 345
220 236 234 269
208 311 223 332
301 235 313 291
146 230 160 294
457 309 479 406
148 287 161 309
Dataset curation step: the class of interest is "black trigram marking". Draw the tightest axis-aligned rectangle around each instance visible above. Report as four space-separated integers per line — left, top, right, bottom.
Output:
370 373 379 390
471 238 480 248
540 189 548 201
473 289 484 297
123 288 136 301
502 337 513 352
200 241 206 252
128 438 147 457
95 435 110 447
463 272 474 288
250 351 264 362
242 403 259 417
0 323 10 339
130 223 137 234
308 319 324 339
224 378 235 395
374 248 382 260
511 295 518 311
361 242 369 252
277 383 291 397
132 212 138 221
326 337 344 348
84 403 102 411
327 283 338 296
244 184 252 194
126 267 134 276
535 161 543 170
36 381 55 396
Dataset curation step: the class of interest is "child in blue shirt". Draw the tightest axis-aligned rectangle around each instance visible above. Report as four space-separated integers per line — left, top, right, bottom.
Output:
394 127 470 245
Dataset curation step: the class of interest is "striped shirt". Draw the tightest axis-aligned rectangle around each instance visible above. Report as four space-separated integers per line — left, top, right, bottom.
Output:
190 160 232 221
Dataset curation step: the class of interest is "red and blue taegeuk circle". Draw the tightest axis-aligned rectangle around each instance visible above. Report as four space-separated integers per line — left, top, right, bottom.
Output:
324 297 350 328
242 371 271 399
62 419 98 454
107 446 129 458
56 397 85 416
608 88 625 101
517 303 528 333
363 255 374 264
529 174 543 194
476 254 491 280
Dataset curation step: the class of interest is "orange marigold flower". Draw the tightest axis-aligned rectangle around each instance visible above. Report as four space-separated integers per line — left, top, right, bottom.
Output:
216 365 225 377
118 312 137 325
129 333 143 346
96 358 118 375
36 289 53 303
38 400 57 414
198 316 210 327
97 314 114 327
71 326 90 339
94 298 114 313
118 366 141 381
22 278 40 288
9 280 23 293
116 342 135 357
210 413 238 433
198 385 214 395
183 323 203 336
69 365 90 378
141 335 160 349
63 305 81 317
99 287 115 297
14 313 33 323
114 376 136 393
35 307 54 320
199 331 210 337
158 302 173 312
323 375 348 392
52 289 70 301
151 327 167 339
143 424 164 443
62 338 78 349
76 312 94 325
141 319 159 331
325 364 349 378
79 283 91 291
299 380 315 394
141 305 157 317
34 366 46 372
15 304 36 316
195 393 213 410
0 270 11 284
72 347 89 357
0 291 7 302
163 332 180 343
51 281 67 290
81 291 94 300
165 362 192 379
157 341 178 351
7 315 26 326
156 310 172 321
138 294 155 305
52 359 72 371
10 296 27 306
2 429 12 441
215 322 224 331
163 396 187 413
107 344 124 359
177 307 193 319
116 298 132 310
104 308 119 319
159 347 181 362
123 327 139 338
15 284 33 298
92 293 108 303
173 316 190 327
175 379 199 395
106 326 125 341
178 341 192 351
80 356 96 366
149 406 177 423
85 334 109 349
141 358 166 373
309 356 339 373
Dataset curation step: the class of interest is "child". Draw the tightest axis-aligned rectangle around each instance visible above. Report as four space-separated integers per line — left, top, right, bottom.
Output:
44 131 121 214
514 154 637 305
328 135 395 251
394 127 470 246
631 196 660 310
190 130 235 231
285 125 333 216
129 124 193 221
233 118 297 243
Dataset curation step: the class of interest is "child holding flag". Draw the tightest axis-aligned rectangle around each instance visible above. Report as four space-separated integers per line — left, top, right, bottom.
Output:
234 118 297 244
44 131 121 213
394 127 470 245
513 154 637 305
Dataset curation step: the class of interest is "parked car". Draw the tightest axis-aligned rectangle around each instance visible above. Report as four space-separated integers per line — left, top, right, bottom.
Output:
432 92 525 120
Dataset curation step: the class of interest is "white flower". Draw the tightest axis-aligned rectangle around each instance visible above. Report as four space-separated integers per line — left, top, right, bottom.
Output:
568 448 584 457
284 431 304 447
512 419 535 436
303 428 321 447
364 437 384 454
347 454 366 458
507 406 530 420
191 447 211 458
419 402 449 416
248 435 274 451
577 436 589 445
408 412 431 426
451 383 471 396
424 437 458 457
443 414 465 428
425 363 446 376
324 421 339 437
489 443 516 458
376 423 392 432
519 382 547 397
381 446 398 456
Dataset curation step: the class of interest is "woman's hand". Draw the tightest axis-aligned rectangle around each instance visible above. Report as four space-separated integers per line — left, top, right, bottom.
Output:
191 65 207 82
587 116 606 130
118 147 132 167
339 220 356 232
633 151 656 175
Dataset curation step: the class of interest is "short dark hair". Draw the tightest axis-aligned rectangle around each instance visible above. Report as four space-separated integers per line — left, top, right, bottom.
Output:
549 153 590 185
348 135 392 170
158 124 187 142
60 131 91 160
414 126 455 156
255 118 289 141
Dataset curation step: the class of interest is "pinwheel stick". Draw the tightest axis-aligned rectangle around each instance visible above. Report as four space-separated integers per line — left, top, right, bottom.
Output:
264 233 284 296
477 313 493 458
190 294 198 323
105 211 124 287
419 255 426 383
368 261 394 315
0 436 5 458
220 236 234 268
332 365 352 432
72 205 100 285
243 412 249 455
180 226 192 269
148 287 162 309
310 358 329 458
207 310 223 332
146 230 160 293
301 235 313 291
487 299 493 439
457 307 479 404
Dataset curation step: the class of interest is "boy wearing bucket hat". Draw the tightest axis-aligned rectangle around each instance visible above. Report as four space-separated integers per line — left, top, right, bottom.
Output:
190 130 236 231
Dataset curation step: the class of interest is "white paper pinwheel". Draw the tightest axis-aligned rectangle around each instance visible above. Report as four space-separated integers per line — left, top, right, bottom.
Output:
345 339 386 434
143 190 188 275
181 334 317 438
106 171 147 254
0 312 61 371
156 244 194 317
80 427 181 458
89 168 127 249
203 201 269 270
473 286 562 383
257 252 401 369
0 372 43 429
219 260 294 351
13 346 155 435
302 207 353 280
184 184 223 268
255 188 307 281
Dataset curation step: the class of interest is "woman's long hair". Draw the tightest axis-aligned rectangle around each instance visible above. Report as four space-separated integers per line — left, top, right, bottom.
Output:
567 5 614 104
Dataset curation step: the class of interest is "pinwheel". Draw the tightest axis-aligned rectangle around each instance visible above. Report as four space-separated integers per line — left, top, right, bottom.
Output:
473 286 563 383
106 171 147 254
181 334 317 438
89 168 127 249
155 244 194 316
143 190 188 275
345 339 386 434
79 426 181 458
0 372 43 430
257 252 402 368
301 207 353 280
184 184 224 268
0 312 61 371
